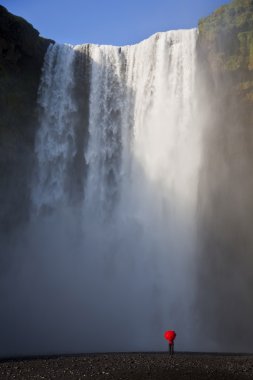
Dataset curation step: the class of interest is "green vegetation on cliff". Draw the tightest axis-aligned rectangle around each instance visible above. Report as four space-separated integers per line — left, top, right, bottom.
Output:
198 0 253 101
199 0 253 70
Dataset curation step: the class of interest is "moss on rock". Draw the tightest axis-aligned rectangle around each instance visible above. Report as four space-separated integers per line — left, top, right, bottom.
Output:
198 0 253 102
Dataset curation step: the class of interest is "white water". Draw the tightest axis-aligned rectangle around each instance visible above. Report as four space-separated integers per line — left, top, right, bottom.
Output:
31 29 201 352
32 44 77 211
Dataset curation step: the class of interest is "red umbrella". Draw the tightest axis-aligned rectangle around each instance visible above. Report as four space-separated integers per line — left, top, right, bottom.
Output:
164 330 176 343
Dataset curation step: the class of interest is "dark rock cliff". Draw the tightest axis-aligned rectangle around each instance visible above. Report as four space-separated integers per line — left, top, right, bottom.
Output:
0 5 53 233
197 0 253 351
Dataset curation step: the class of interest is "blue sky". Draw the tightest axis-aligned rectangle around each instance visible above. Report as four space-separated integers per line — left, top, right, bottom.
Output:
1 0 229 45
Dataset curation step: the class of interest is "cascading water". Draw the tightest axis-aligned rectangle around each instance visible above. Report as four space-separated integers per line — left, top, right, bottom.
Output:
32 44 77 212
29 28 201 353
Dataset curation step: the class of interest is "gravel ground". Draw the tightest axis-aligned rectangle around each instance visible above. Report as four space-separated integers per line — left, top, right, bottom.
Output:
0 352 253 380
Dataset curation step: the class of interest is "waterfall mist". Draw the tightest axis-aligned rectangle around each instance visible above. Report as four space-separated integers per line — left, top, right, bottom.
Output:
196 45 253 353
0 29 204 357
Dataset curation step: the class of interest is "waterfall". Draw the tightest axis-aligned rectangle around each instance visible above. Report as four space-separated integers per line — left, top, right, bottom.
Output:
30 29 200 352
32 43 77 213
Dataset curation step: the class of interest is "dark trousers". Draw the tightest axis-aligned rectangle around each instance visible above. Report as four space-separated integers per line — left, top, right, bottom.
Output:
169 343 174 355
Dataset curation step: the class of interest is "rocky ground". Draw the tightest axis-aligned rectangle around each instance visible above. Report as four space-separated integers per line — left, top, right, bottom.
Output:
0 352 253 380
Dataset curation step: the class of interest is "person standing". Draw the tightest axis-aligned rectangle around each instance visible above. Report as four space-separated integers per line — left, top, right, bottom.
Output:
164 330 176 355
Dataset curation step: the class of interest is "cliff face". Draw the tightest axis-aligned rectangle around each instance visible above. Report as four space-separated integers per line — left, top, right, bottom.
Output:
198 0 253 102
0 6 53 233
197 0 253 351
